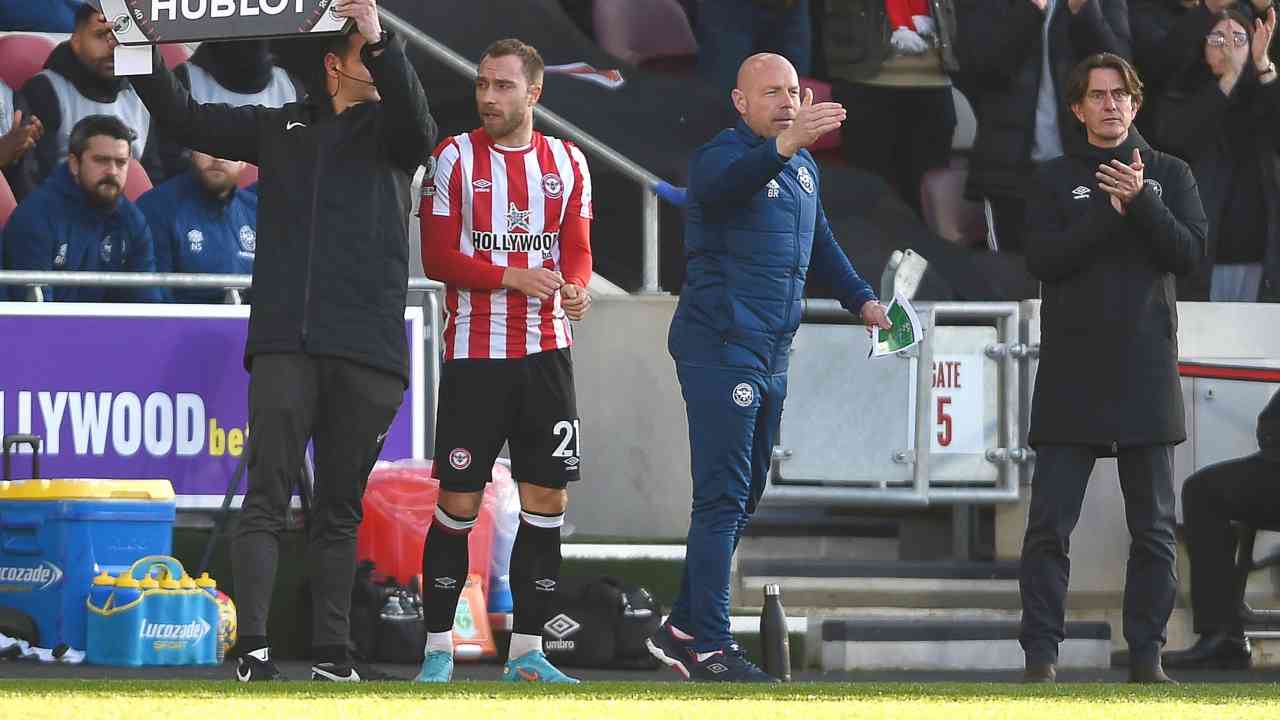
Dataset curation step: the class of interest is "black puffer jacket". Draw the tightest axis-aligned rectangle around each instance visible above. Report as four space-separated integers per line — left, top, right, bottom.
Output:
131 34 436 383
955 0 1130 200
1026 130 1207 449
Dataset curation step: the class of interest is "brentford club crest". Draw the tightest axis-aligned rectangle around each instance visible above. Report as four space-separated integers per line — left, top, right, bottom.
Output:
449 448 472 470
541 173 563 199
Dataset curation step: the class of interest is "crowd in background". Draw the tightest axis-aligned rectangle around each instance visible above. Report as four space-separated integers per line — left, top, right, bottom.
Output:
1 0 1278 304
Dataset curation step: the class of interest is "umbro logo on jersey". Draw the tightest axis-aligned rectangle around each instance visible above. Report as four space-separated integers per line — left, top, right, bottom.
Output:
473 178 492 192
434 576 458 590
535 578 557 592
1071 185 1091 199
706 663 729 674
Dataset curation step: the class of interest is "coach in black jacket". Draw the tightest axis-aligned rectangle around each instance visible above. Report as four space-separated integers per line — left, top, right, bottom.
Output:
131 0 436 682
1019 53 1207 685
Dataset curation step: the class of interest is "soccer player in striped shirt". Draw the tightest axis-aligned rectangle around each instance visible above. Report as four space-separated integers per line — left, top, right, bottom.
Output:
415 38 592 684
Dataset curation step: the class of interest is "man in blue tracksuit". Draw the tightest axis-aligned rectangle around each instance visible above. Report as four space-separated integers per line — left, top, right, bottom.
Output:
3 114 161 302
648 53 892 682
138 151 256 303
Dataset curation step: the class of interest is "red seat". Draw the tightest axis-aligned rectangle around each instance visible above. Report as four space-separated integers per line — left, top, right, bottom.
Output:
237 163 259 189
593 0 697 66
920 160 988 248
122 157 153 203
0 172 16 230
158 43 190 70
799 77 840 152
0 34 56 89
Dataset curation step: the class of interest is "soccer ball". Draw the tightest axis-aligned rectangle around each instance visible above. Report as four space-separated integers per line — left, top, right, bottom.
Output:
214 590 237 658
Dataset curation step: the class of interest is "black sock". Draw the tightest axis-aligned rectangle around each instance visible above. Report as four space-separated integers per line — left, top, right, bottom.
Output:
314 644 348 666
421 507 474 633
511 512 564 638
238 635 268 657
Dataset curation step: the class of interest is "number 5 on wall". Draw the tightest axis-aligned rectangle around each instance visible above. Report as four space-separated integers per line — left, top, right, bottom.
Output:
936 396 953 448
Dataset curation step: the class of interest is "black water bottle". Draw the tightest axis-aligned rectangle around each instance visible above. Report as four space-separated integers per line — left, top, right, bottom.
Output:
760 584 791 681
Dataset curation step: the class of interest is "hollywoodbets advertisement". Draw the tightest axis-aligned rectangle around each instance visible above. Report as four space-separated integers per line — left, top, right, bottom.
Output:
99 0 350 45
0 306 425 508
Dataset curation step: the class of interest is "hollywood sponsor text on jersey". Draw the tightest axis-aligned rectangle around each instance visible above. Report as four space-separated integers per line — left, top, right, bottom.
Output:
430 130 593 361
470 231 560 254
0 561 65 592
140 617 212 643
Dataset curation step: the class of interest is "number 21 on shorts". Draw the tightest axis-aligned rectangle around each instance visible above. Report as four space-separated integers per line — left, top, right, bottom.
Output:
552 419 582 467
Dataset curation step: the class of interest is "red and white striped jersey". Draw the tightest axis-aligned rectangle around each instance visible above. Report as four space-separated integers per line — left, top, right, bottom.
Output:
424 129 593 361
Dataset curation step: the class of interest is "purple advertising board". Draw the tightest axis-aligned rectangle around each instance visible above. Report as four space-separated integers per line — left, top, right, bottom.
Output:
0 304 425 509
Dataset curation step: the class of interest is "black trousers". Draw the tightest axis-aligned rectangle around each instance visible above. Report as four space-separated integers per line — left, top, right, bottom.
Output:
233 353 404 654
837 82 956 217
1182 452 1280 636
1019 444 1178 665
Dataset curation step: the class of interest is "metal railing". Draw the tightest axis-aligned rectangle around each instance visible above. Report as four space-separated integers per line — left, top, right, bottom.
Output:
0 270 446 451
765 299 1031 507
378 8 665 294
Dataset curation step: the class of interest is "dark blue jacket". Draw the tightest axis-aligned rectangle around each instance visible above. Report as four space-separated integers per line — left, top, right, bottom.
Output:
0 0 81 32
669 120 877 374
138 172 257 303
2 162 161 302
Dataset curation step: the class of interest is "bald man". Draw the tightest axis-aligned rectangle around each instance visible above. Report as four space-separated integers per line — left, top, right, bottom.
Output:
648 54 891 683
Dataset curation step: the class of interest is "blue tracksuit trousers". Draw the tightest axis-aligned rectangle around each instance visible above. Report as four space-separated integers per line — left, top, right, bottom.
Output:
667 362 787 652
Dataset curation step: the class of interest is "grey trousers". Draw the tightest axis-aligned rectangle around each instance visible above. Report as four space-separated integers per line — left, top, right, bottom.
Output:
233 353 403 653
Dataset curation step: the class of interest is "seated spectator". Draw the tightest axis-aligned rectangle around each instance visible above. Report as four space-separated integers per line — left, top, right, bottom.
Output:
0 78 43 192
1162 389 1280 670
138 151 256 304
18 4 164 195
1153 7 1279 301
157 40 303 178
0 0 83 33
825 0 959 216
697 0 813 91
955 0 1130 254
2 114 162 303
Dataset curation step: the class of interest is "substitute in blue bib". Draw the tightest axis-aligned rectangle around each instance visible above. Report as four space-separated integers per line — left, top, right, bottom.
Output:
652 52 891 683
139 151 256 303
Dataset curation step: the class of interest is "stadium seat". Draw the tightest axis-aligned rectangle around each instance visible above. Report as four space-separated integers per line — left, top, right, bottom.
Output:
1233 523 1280 629
123 157 152 203
237 163 259 189
799 77 840 152
159 43 190 69
0 172 16 230
592 0 697 66
0 34 56 89
920 159 987 248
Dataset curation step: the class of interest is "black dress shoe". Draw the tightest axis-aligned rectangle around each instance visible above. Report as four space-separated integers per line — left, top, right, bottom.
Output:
1129 660 1177 684
1023 662 1056 683
1162 633 1251 670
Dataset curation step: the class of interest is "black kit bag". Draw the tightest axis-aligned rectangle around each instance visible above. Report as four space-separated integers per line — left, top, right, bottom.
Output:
541 576 662 669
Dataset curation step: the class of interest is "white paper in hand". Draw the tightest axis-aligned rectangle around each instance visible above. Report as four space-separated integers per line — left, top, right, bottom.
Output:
868 293 925 359
114 45 153 76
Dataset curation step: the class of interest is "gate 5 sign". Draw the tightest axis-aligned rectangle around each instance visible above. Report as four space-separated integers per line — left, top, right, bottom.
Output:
101 0 349 45
931 354 984 454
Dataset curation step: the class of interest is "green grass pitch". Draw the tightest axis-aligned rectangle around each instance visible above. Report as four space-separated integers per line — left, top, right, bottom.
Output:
4 680 1280 720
